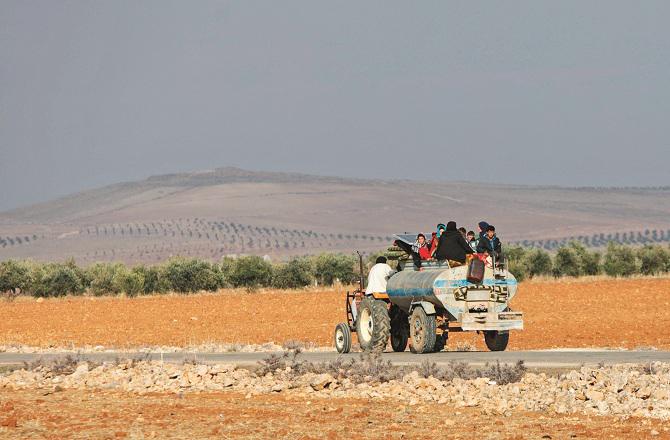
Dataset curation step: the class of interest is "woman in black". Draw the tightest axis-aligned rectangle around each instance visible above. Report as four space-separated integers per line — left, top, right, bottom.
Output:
434 221 474 265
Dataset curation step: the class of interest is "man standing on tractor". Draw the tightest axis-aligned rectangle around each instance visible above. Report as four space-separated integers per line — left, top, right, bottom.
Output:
365 256 395 296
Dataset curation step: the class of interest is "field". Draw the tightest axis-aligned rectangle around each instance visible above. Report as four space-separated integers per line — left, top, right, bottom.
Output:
1 278 669 350
1 389 668 440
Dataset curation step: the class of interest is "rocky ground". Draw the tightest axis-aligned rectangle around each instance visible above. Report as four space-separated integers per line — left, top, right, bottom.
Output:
2 355 670 421
2 355 670 438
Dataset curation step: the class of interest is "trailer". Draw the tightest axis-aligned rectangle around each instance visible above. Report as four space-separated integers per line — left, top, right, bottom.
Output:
333 235 524 354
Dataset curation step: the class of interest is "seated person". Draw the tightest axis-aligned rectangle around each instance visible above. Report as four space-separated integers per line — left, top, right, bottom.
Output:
477 221 489 241
430 223 446 258
394 233 431 270
476 225 502 258
413 233 432 260
466 230 478 252
434 221 474 265
365 256 395 296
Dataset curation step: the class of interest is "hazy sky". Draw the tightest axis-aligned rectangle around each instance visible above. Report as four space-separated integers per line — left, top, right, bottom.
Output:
1 1 669 211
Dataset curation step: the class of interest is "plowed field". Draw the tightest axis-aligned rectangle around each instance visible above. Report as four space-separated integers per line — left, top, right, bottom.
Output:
1 278 669 350
1 389 668 439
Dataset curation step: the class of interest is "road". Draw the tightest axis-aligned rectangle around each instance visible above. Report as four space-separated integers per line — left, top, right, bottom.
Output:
1 350 669 369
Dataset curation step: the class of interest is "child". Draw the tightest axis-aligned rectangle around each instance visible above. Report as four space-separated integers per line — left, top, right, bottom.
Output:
476 225 502 258
466 230 478 252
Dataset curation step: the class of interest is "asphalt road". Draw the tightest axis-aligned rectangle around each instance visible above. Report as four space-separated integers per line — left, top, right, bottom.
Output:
1 350 669 369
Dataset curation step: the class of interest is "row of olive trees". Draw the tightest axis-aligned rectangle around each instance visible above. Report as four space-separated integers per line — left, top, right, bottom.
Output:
0 254 358 298
505 242 670 281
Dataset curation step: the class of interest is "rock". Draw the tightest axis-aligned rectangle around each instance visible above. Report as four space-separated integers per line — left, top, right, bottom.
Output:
195 365 209 377
310 374 334 391
585 390 604 402
271 383 285 392
651 430 659 436
652 389 669 401
637 387 652 399
71 363 89 378
210 364 233 375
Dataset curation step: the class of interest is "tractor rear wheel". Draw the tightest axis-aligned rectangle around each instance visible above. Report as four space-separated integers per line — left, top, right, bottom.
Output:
356 297 390 352
409 307 436 354
334 322 352 354
389 305 409 352
484 330 509 351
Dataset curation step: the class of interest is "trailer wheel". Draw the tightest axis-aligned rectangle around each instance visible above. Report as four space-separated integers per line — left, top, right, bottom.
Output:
334 322 352 354
389 305 409 352
484 330 509 351
356 297 390 352
409 306 436 354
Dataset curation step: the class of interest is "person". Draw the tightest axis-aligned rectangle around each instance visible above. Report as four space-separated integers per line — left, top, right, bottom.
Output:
477 225 502 258
477 221 489 241
466 230 478 252
434 221 474 265
458 227 467 238
394 233 431 270
430 224 446 258
365 256 395 295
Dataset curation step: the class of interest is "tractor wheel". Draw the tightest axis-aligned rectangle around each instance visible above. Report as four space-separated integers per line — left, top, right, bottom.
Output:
334 322 352 354
389 305 409 352
409 306 436 354
484 330 509 351
356 297 390 352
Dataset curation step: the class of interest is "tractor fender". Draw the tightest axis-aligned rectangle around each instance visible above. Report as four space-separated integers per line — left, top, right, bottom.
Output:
409 301 436 315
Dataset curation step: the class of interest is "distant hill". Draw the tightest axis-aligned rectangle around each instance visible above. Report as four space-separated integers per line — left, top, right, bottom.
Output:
1 167 669 264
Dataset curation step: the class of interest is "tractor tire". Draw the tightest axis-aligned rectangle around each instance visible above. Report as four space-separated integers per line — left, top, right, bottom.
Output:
334 322 352 354
389 305 409 352
484 330 509 351
409 306 436 354
356 297 390 353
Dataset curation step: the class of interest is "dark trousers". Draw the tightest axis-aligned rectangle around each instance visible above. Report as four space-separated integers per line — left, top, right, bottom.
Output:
395 240 422 270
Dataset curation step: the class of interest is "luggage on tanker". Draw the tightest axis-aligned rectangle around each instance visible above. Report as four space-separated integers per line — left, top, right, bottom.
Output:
466 258 485 284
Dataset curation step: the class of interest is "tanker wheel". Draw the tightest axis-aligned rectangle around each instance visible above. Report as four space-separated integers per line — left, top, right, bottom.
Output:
389 305 409 352
409 307 436 354
484 330 509 351
356 297 390 353
334 322 352 354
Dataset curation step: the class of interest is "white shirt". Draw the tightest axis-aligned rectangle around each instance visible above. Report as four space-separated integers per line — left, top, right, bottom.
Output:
365 263 395 295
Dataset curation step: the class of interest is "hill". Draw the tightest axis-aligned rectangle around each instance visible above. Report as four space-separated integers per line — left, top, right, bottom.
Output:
1 167 669 264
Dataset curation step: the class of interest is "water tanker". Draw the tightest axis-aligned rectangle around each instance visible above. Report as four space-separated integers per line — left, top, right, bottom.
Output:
333 236 524 354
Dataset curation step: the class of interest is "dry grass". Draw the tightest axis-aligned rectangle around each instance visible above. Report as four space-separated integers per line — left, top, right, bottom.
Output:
1 278 670 350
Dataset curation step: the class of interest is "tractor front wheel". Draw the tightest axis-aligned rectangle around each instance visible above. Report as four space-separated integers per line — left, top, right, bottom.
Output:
334 322 352 354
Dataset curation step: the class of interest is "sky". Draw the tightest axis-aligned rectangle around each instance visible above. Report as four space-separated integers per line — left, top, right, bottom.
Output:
1 0 669 211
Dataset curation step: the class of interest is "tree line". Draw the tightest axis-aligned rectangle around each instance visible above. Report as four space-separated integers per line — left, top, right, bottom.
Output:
1 242 669 298
505 242 670 281
0 254 359 298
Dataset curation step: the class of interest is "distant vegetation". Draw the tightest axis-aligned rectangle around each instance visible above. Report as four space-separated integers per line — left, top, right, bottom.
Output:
504 242 670 281
1 242 669 298
509 228 670 251
0 254 360 298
